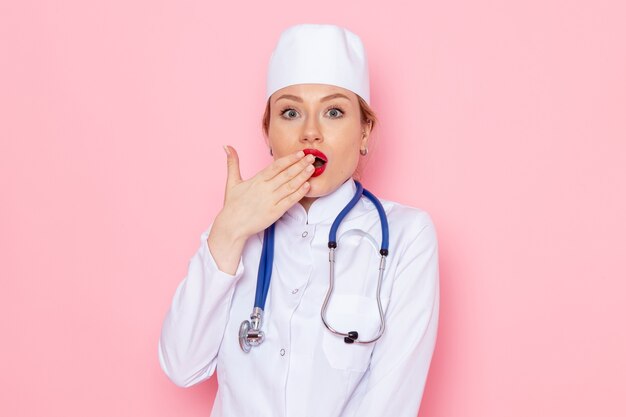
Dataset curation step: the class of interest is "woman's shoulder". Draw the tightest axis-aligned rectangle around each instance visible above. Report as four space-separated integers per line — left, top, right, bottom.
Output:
373 198 439 272
362 196 438 246
379 197 435 229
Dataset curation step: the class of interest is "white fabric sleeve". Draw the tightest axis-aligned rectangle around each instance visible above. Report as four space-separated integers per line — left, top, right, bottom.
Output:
158 224 245 388
350 211 440 416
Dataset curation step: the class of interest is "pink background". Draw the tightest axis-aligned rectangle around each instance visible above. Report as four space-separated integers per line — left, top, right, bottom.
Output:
2 1 625 416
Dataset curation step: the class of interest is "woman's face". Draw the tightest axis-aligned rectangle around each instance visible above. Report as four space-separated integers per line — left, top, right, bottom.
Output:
267 83 371 199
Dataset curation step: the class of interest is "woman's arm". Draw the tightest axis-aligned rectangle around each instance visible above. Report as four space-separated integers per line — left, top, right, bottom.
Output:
349 211 440 416
158 223 245 388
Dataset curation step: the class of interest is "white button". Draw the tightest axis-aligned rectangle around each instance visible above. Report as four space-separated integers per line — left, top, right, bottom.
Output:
302 231 308 237
280 348 286 356
291 288 299 294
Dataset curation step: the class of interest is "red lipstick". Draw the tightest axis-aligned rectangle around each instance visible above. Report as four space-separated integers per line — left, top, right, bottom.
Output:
302 148 328 177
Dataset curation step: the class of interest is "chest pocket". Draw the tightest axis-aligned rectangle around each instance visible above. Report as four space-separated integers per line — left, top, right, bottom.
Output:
321 294 382 372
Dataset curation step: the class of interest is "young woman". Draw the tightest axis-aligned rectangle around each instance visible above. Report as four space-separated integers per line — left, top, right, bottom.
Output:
159 24 440 417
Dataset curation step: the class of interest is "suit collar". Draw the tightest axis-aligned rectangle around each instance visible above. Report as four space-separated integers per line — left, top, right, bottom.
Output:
284 178 357 225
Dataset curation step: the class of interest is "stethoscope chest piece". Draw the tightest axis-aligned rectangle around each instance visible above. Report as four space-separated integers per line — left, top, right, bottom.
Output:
239 307 265 353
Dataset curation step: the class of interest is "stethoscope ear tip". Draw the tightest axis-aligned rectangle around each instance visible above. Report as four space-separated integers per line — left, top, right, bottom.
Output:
344 330 359 344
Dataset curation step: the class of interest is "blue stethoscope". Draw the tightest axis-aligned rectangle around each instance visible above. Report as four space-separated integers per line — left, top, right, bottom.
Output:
239 180 389 352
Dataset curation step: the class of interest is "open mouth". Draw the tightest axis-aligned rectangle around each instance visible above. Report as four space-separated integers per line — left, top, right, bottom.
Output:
302 148 328 177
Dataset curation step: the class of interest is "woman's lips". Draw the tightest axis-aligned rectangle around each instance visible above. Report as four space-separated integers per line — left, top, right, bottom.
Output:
302 148 327 177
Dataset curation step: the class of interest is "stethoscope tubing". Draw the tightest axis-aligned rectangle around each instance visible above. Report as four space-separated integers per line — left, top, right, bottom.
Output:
363 187 389 253
255 223 275 310
321 182 388 344
320 252 387 344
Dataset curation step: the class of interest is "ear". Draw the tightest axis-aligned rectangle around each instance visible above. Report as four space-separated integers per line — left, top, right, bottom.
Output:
360 119 373 148
262 124 271 149
262 97 273 150
264 136 274 157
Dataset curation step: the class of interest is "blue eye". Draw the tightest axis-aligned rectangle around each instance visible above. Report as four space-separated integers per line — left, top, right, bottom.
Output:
280 108 299 119
326 107 345 118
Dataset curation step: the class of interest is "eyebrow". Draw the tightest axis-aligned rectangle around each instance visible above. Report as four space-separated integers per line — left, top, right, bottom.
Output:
274 93 352 103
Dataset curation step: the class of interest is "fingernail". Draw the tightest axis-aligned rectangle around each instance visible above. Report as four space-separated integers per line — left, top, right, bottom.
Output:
223 145 230 156
296 150 305 157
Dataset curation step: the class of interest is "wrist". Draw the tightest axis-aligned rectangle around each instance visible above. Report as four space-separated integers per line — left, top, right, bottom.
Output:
212 212 249 244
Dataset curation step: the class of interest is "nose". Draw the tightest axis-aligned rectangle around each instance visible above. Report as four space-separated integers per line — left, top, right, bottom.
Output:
299 115 323 144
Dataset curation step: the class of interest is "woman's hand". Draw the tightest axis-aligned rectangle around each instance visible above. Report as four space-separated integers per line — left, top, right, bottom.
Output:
207 145 315 274
219 144 315 239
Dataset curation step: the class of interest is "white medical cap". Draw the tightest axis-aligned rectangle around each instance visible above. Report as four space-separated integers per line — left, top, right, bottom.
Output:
265 23 371 104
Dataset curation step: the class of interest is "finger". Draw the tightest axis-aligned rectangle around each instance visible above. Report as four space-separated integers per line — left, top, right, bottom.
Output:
270 153 315 190
276 180 311 210
274 161 314 202
259 150 306 181
224 145 242 188
276 181 310 211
